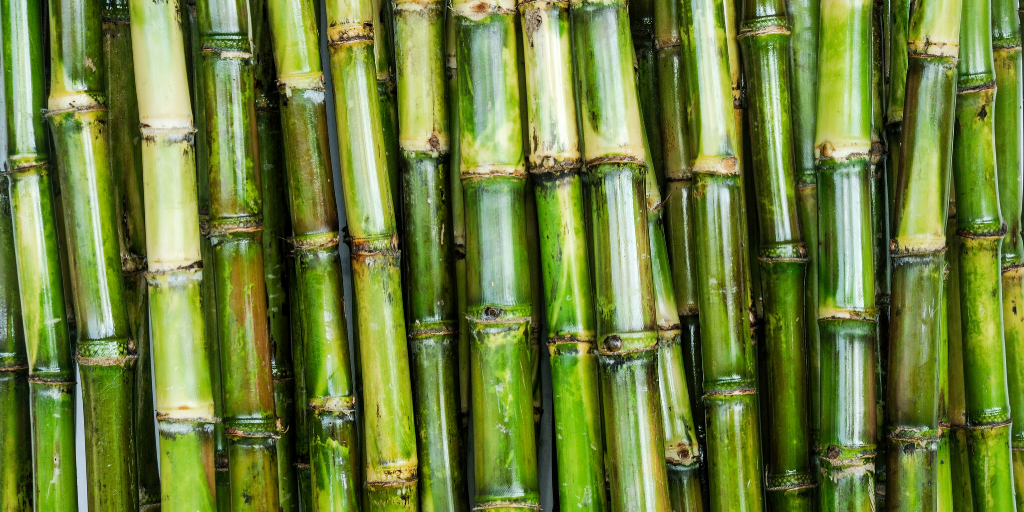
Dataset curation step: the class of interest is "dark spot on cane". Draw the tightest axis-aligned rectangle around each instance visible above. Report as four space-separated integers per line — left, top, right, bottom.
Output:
483 306 503 319
605 335 622 351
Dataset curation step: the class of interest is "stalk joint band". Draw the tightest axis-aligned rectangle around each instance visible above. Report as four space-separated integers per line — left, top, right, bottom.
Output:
654 35 681 50
886 426 941 445
692 156 739 176
327 23 374 47
453 0 517 19
664 167 693 182
547 336 595 354
156 418 217 436
3 159 49 177
290 232 341 252
758 242 808 261
766 470 816 490
889 239 946 258
276 73 325 95
27 376 76 387
966 414 1011 427
201 34 252 56
473 502 541 510
957 222 1007 239
350 234 400 257
585 155 645 169
45 96 106 117
365 474 418 489
207 215 264 239
409 323 458 340
461 164 527 180
666 440 701 466
224 416 282 439
907 39 960 59
308 395 357 415
818 443 876 463
527 157 582 175
737 17 790 39
144 260 204 280
596 330 658 355
702 384 756 398
0 352 28 370
77 336 135 362
517 0 569 9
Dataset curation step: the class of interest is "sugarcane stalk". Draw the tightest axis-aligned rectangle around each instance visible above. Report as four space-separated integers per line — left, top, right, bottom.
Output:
373 0 401 219
454 0 539 506
127 0 219 508
939 265 954 512
518 1 609 508
994 0 1024 506
264 0 360 509
102 1 162 508
249 0 298 507
196 0 283 507
393 0 468 508
685 0 766 507
946 197 974 512
870 0 891 503
325 0 419 507
784 0 820 475
950 4 999 512
182 2 231 506
653 0 709 507
658 0 709 505
46 0 141 508
884 0 960 507
815 0 878 508
0 163 32 512
986 0 1024 507
737 0 816 509
571 0 671 508
0 0 79 508
885 0 909 203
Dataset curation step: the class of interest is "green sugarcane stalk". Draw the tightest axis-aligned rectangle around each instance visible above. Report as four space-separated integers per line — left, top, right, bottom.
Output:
325 0 419 507
885 0 909 204
519 0 609 508
737 0 816 509
571 0 670 508
939 263 954 512
393 0 468 508
785 0 820 472
102 1 162 508
265 0 360 509
657 0 710 504
653 0 709 507
994 0 1024 506
250 0 299 507
686 0 766 506
869 0 891 503
445 4 471 438
47 0 141 509
815 0 878 508
197 0 283 507
182 2 231 506
951 3 1001 512
0 165 32 512
454 0 539 506
885 0 960 507
632 0 663 189
0 0 79 509
373 0 401 218
946 197 974 512
127 0 219 508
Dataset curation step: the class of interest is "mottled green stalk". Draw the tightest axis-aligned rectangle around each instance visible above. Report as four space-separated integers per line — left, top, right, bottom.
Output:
47 0 140 508
518 1 609 509
325 0 418 507
1 0 78 509
653 0 708 507
394 0 467 508
658 0 708 505
885 0 909 201
571 0 670 508
990 0 1024 507
454 0 539 506
197 0 282 507
374 0 400 218
815 0 878 508
785 0 820 469
885 0 960 506
102 1 161 508
870 0 891 503
264 0 360 510
128 0 218 508
249 0 298 507
737 0 815 509
183 1 230 505
0 165 32 512
685 0 765 506
946 199 974 512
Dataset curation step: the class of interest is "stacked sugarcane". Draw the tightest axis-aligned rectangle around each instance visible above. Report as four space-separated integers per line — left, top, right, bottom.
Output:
11 0 1024 509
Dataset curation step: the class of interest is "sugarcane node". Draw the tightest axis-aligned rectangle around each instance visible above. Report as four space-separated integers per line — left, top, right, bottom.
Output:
327 22 374 46
2 160 48 177
957 223 1008 239
654 34 680 50
691 155 739 176
527 157 582 175
472 502 541 510
736 21 791 40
